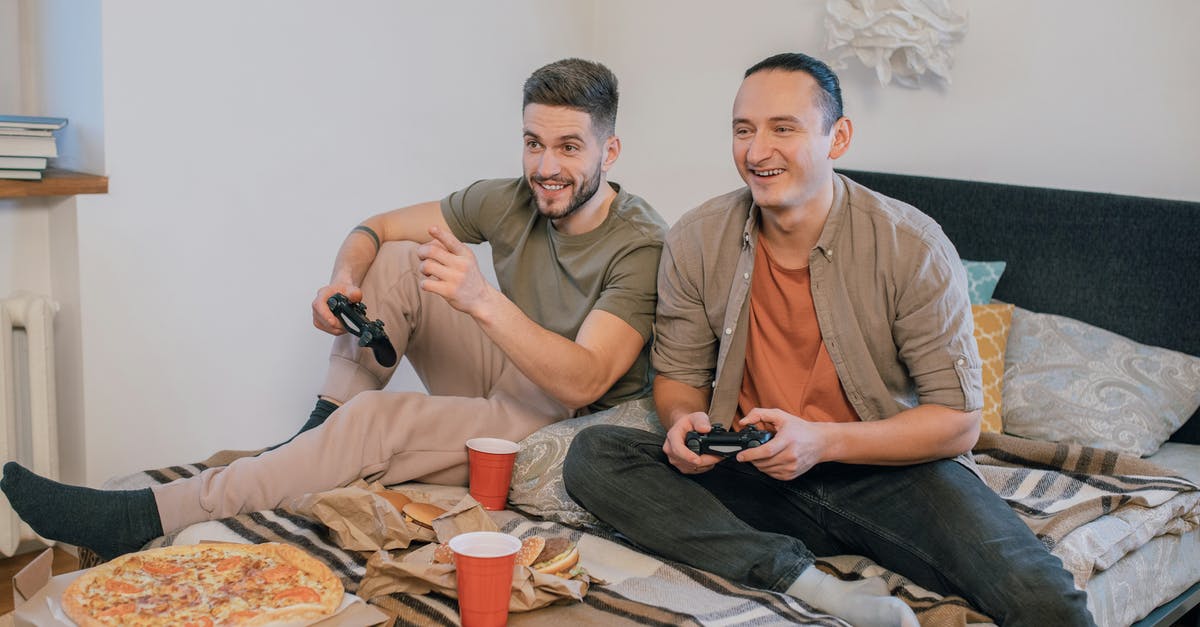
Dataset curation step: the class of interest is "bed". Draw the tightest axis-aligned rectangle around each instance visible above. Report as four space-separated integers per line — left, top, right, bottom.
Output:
96 170 1200 626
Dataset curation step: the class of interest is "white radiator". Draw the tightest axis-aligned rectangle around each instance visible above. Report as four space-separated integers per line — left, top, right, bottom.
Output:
0 292 60 557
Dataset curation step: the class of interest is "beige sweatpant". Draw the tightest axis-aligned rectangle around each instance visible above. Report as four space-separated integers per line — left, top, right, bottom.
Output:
153 242 573 534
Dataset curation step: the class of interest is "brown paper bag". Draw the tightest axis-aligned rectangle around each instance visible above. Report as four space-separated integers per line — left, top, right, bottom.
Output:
358 543 589 611
358 495 593 611
285 481 435 551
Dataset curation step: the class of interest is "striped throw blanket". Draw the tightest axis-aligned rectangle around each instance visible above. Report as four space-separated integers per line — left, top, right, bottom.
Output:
97 433 1198 626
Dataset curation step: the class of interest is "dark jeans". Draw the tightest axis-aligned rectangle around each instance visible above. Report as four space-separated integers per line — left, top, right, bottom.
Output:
564 425 1095 627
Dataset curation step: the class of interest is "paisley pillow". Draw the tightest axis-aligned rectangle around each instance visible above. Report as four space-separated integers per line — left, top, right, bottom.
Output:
508 397 662 526
1002 307 1200 456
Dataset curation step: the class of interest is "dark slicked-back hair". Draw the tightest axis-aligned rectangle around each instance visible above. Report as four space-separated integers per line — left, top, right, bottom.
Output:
523 58 619 138
745 53 843 133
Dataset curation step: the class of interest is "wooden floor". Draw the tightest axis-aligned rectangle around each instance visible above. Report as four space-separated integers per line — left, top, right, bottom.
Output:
0 547 80 615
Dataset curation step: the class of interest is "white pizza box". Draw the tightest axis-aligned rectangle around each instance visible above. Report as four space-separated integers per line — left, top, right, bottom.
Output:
12 548 389 626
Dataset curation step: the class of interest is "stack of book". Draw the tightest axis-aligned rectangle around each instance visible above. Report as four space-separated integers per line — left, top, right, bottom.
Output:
0 115 69 180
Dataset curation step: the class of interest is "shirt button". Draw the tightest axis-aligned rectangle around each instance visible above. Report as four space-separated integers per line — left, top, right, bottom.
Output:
957 358 966 365
724 328 733 335
743 272 750 280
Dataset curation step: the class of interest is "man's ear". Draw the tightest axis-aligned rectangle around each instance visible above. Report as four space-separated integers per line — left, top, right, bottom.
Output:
827 117 853 160
601 135 621 172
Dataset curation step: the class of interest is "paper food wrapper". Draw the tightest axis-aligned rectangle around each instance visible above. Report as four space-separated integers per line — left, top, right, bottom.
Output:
285 480 434 550
355 495 592 611
358 548 589 612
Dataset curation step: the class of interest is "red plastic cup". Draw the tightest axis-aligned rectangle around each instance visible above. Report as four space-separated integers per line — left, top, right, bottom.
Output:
465 438 520 511
449 531 521 627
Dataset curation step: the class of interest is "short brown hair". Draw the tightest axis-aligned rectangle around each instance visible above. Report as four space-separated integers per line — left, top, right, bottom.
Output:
523 58 619 137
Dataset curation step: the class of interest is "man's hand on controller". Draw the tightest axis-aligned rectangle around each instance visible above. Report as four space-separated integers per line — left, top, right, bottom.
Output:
417 226 497 318
664 412 724 475
737 409 828 480
312 283 363 336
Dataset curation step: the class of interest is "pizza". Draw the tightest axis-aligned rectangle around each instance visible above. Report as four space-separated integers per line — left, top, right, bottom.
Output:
61 542 343 627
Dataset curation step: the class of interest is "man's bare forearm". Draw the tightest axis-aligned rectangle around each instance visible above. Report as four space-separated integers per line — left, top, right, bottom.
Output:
817 405 980 465
652 374 712 430
330 223 383 286
330 202 447 286
473 293 643 410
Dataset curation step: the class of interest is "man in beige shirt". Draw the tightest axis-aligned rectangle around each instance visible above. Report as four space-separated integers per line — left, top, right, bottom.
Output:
565 53 1093 627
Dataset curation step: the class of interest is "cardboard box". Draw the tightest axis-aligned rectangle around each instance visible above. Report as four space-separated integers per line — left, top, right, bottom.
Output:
12 548 389 626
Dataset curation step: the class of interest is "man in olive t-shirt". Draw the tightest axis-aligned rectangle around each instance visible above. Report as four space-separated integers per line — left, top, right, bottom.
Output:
0 58 667 562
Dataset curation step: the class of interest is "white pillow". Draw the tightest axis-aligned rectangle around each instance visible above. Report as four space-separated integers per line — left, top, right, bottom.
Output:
1002 307 1200 456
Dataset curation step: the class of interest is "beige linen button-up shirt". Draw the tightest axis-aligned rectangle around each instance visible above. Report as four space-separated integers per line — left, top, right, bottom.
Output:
652 174 982 466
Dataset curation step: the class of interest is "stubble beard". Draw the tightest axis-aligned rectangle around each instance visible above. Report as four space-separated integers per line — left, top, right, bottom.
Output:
530 162 603 221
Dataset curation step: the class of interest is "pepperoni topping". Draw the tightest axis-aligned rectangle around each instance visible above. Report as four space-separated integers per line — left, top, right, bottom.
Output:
103 579 141 594
273 586 321 605
142 560 185 576
96 602 137 617
216 556 245 571
261 564 299 582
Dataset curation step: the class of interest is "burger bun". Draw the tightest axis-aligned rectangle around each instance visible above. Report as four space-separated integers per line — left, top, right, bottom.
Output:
531 537 580 577
401 502 446 531
377 490 413 513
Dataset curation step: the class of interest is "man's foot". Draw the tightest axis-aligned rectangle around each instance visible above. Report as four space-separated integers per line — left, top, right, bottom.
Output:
0 462 163 561
787 566 919 627
266 397 340 451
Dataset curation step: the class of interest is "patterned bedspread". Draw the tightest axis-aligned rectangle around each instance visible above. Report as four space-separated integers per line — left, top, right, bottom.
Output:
99 433 1199 626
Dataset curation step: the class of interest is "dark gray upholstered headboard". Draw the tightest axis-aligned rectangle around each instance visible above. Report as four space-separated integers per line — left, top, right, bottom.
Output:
838 169 1200 444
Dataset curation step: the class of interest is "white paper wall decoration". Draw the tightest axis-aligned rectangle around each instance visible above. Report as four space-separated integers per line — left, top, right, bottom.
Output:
825 0 968 88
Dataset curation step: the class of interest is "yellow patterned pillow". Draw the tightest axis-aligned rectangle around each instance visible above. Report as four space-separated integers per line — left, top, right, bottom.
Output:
972 303 1015 433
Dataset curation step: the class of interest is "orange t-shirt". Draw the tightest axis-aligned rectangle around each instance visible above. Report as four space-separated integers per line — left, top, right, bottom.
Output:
736 236 861 429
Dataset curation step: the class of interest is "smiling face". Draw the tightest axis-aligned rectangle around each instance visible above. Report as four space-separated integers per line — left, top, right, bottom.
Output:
731 70 851 214
522 103 618 222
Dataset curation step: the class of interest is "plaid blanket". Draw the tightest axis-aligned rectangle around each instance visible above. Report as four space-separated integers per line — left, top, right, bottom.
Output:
97 434 1199 627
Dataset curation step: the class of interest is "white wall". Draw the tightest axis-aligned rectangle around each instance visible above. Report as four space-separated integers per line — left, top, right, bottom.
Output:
5 0 1198 486
67 1 595 484
603 0 1200 224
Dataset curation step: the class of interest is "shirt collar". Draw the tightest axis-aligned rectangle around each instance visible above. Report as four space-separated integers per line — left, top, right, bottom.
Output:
739 174 850 258
813 174 849 261
740 201 760 250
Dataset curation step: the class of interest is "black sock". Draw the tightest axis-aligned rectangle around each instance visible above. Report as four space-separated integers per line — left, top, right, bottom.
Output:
0 462 162 561
267 398 339 451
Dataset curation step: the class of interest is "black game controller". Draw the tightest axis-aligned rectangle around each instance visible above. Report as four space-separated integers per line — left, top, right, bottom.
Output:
327 293 398 367
685 423 772 456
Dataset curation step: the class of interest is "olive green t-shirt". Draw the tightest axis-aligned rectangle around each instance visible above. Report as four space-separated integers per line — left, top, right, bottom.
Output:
441 177 666 412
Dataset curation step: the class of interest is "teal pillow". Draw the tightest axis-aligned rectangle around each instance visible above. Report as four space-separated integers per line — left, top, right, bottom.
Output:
963 260 1006 304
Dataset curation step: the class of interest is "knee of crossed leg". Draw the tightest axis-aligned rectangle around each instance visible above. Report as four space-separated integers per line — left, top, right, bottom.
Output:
563 425 629 499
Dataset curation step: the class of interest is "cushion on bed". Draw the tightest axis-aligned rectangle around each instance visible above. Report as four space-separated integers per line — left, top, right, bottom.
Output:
973 303 1014 434
962 260 1007 305
508 397 661 526
1002 307 1200 457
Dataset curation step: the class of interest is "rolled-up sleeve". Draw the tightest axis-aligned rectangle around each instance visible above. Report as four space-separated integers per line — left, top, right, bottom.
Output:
651 233 719 388
892 230 983 412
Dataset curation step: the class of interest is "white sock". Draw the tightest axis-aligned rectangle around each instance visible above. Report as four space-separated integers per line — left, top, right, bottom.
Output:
786 565 919 627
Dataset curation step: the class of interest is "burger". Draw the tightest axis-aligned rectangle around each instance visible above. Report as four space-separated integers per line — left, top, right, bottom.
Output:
376 489 412 513
529 537 581 577
436 535 546 565
401 502 446 531
433 535 582 578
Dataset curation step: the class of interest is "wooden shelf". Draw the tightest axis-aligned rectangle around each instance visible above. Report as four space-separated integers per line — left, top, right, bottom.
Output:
0 168 108 198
